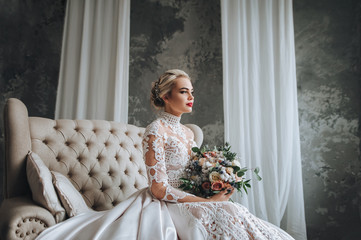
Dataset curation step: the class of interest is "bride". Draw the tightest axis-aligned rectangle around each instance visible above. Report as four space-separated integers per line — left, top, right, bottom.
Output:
37 69 294 239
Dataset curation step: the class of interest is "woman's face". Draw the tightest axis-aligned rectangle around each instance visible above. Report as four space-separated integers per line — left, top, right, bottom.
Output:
163 77 194 117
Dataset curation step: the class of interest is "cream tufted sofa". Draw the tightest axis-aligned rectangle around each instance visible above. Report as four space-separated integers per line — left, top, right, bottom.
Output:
0 98 203 240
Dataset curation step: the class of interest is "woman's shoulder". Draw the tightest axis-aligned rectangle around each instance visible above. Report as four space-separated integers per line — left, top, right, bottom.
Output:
144 118 164 137
181 124 195 138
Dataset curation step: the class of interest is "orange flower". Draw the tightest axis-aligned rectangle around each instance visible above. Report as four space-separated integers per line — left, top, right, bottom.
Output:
202 182 211 190
211 181 224 191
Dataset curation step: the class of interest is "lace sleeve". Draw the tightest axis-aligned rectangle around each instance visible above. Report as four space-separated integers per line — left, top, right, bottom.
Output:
142 125 193 203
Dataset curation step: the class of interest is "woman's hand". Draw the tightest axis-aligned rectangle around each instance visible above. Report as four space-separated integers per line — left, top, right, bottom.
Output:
208 188 235 202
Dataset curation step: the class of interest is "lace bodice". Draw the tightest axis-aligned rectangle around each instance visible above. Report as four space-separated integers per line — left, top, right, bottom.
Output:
142 112 196 202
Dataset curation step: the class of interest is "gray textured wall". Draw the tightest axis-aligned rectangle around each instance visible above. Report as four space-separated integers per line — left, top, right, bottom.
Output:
0 1 360 239
294 0 361 239
128 0 224 147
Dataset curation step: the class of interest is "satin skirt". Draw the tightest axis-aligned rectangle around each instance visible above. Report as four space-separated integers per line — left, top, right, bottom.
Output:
36 188 178 240
37 188 293 240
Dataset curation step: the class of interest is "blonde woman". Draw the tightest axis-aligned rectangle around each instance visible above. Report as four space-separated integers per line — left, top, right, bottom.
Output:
142 69 294 239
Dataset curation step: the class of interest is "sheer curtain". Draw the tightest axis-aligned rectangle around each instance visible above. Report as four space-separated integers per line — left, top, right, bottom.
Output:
55 0 130 122
221 0 307 239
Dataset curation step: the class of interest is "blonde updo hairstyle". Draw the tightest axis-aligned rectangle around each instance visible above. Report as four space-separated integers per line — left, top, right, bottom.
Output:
150 69 191 110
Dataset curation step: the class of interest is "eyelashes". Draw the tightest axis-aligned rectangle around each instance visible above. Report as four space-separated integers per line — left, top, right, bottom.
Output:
180 91 194 95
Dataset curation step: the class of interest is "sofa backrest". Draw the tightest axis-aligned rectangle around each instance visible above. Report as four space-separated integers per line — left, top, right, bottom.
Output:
3 98 203 211
30 118 148 211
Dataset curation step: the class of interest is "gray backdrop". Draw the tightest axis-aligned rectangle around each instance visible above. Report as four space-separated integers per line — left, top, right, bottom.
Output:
0 0 360 239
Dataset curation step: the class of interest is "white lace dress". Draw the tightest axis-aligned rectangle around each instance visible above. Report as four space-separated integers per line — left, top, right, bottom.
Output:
142 112 294 240
36 112 294 240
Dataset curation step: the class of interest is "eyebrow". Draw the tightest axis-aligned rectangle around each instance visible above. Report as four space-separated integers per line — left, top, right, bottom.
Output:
179 87 194 91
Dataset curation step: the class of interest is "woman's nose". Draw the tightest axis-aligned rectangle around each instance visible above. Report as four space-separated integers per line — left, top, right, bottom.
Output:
188 94 194 100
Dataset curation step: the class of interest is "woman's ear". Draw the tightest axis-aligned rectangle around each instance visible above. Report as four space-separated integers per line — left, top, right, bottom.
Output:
162 94 169 103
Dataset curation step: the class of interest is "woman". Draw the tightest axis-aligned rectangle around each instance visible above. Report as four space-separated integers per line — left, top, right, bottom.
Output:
37 70 294 240
142 69 294 239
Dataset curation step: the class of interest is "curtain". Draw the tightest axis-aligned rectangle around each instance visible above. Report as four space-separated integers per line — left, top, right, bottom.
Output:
221 0 307 239
55 0 130 122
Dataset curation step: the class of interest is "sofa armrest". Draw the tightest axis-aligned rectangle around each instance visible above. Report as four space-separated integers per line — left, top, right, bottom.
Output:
0 196 56 240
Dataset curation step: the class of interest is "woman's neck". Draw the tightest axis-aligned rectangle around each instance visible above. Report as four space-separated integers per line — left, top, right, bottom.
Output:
159 111 181 125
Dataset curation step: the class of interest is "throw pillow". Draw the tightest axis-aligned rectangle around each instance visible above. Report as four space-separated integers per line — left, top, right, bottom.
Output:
26 151 66 223
51 171 91 217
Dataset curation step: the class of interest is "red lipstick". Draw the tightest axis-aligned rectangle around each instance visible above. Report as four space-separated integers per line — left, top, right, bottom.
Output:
186 103 193 107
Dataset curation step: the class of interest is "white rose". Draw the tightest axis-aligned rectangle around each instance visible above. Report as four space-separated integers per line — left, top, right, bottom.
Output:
232 160 241 167
221 174 230 181
209 172 221 182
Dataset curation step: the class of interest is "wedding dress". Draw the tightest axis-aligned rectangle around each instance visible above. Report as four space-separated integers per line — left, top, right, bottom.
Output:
37 112 294 240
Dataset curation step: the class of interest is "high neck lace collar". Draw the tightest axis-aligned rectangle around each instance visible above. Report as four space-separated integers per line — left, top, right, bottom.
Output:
159 111 181 126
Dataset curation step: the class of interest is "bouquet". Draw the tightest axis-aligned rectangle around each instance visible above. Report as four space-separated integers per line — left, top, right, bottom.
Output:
179 143 262 198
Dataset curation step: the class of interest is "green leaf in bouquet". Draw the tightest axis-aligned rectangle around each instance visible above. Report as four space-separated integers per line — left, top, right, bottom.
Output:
232 166 240 172
244 180 251 188
224 151 237 161
240 167 248 172
242 184 248 194
253 167 262 181
180 178 190 183
200 145 209 153
237 171 245 177
192 147 201 154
